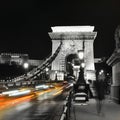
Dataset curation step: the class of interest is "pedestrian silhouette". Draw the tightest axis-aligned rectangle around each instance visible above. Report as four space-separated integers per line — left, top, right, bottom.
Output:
94 71 106 114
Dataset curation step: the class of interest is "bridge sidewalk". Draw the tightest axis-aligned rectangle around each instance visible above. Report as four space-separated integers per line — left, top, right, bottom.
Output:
70 98 120 120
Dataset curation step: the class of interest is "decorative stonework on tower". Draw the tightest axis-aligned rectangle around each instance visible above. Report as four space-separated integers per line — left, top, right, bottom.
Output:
48 26 97 81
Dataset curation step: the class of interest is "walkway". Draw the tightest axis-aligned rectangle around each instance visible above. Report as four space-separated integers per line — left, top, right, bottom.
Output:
70 98 120 120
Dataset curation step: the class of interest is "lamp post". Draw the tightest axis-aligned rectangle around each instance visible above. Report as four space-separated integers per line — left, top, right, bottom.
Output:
73 50 88 103
73 39 89 103
98 69 105 80
77 50 85 84
78 50 84 60
55 71 58 82
45 67 49 80
23 62 29 76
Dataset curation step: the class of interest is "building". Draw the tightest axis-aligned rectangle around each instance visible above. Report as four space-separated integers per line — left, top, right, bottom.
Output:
0 53 29 65
0 53 44 67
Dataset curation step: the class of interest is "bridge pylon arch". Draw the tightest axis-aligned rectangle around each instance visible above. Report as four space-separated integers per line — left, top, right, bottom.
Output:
48 26 97 81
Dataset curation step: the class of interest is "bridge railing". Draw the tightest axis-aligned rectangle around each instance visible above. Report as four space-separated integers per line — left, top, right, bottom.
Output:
60 90 72 120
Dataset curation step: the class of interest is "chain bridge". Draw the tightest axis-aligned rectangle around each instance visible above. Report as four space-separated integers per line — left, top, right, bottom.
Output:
1 26 97 87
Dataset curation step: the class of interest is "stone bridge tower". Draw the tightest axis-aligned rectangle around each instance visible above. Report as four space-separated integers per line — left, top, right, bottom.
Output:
49 26 97 81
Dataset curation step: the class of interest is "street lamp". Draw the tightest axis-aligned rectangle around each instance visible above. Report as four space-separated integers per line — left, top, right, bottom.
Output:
77 50 86 84
23 62 29 69
78 50 84 60
81 62 85 68
45 67 49 80
23 62 29 76
99 69 104 75
73 50 88 103
45 67 49 72
98 69 105 80
55 71 58 82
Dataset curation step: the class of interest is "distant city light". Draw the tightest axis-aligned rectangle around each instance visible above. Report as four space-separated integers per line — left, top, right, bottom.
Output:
11 55 20 58
107 73 109 76
51 26 94 32
99 69 104 75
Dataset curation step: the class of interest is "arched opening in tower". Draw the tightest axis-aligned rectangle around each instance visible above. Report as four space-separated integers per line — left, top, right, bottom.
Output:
65 53 79 78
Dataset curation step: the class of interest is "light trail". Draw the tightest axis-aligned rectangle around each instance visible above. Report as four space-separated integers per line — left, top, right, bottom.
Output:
0 82 68 111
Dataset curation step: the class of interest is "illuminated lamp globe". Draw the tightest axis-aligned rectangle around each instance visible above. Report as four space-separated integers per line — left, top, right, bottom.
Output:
23 63 29 69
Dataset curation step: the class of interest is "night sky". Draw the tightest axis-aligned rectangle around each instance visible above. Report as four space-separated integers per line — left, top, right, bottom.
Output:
0 0 120 59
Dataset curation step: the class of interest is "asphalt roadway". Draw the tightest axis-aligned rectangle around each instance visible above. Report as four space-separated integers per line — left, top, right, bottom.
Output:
0 90 68 120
